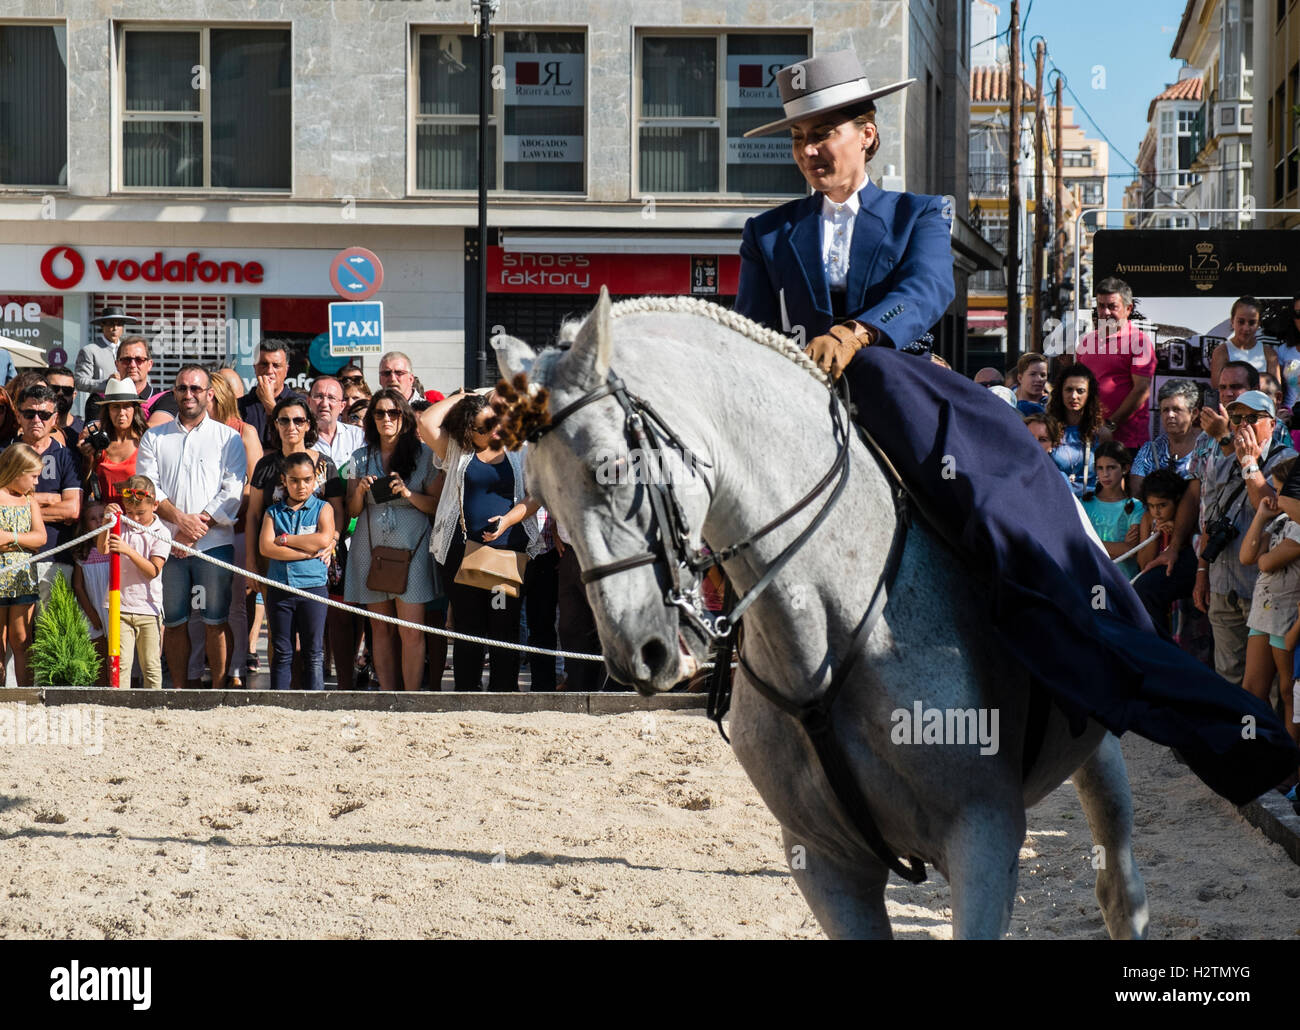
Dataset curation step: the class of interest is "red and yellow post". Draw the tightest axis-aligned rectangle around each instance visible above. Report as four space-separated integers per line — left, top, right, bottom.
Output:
108 512 121 688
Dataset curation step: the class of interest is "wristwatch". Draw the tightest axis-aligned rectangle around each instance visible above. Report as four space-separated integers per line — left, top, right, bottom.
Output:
1219 433 1233 449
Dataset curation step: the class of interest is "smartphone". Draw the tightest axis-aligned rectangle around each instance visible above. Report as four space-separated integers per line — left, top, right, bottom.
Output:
1202 386 1220 412
369 475 397 503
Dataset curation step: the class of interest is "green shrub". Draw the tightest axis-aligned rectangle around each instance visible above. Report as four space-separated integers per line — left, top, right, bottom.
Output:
29 571 101 687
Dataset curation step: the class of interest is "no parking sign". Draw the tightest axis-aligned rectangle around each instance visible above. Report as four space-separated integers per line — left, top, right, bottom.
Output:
329 247 384 301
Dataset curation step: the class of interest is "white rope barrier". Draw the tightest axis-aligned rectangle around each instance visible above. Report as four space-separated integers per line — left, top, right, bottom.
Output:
1114 531 1160 566
5 515 119 570
117 515 610 663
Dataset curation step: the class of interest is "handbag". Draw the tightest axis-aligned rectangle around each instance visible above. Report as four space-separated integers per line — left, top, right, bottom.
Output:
454 505 529 597
363 483 428 595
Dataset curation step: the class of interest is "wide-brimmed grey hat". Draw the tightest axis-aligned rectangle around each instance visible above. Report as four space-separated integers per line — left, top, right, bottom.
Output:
89 306 141 326
744 51 915 138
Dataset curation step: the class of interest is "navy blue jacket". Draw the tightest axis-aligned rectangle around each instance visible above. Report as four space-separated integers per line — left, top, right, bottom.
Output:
735 181 955 345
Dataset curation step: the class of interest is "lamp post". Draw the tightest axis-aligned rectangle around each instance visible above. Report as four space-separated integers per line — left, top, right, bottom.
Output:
471 0 499 387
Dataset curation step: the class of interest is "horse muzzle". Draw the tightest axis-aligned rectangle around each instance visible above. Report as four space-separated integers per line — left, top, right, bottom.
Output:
621 635 698 696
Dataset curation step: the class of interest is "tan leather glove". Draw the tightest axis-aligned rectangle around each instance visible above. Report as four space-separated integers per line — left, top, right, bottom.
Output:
804 321 876 379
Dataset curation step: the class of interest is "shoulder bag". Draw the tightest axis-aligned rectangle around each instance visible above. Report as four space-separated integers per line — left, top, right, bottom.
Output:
454 504 529 598
362 456 428 595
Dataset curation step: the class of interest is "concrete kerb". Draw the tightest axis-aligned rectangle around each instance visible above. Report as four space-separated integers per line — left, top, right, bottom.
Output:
1238 790 1300 867
0 687 706 715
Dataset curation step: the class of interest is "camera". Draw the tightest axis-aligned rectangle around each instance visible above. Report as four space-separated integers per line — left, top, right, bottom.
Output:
369 475 398 503
86 422 111 452
1200 515 1239 564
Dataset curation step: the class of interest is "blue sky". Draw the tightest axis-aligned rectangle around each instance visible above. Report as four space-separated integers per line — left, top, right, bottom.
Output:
982 0 1190 186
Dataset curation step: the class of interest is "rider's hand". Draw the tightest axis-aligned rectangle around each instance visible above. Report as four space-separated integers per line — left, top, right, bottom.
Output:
804 322 875 380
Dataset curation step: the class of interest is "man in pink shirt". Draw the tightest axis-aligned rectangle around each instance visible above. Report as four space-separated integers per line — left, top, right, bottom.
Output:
1074 276 1156 449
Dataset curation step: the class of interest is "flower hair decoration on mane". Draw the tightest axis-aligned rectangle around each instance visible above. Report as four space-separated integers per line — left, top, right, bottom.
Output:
491 373 551 450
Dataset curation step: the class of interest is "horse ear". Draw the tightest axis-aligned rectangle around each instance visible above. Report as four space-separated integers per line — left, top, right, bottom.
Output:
491 332 536 382
560 285 613 389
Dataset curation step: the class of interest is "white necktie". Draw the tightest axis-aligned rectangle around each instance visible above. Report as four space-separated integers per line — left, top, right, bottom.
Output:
827 204 851 288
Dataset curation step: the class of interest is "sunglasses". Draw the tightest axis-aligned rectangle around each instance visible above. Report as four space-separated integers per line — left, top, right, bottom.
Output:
276 416 309 427
174 384 208 395
20 409 54 421
379 369 410 377
120 488 154 502
339 374 365 385
48 385 75 397
1229 412 1267 426
373 408 402 421
119 355 150 366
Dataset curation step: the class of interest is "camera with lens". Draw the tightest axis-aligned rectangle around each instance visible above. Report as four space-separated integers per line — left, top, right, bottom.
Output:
1200 515 1239 564
86 422 111 452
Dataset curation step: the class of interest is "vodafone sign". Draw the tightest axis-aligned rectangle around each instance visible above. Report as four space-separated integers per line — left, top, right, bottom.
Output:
17 244 337 296
39 246 263 290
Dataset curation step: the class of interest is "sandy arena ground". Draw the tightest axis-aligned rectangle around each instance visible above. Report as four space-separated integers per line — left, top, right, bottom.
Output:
0 703 1296 939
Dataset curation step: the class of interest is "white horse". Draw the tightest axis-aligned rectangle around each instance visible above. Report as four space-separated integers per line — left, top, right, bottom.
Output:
492 291 1147 940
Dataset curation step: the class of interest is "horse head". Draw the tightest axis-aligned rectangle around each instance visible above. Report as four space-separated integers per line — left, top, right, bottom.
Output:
493 288 714 694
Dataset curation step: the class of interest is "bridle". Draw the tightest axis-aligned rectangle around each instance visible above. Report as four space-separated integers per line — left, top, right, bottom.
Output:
527 364 927 884
529 369 855 645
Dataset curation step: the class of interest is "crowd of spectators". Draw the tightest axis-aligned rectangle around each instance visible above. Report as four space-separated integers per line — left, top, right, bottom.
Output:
0 339 609 694
986 278 1300 796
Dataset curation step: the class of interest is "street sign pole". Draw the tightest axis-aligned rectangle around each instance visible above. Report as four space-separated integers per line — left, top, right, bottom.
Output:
473 0 499 388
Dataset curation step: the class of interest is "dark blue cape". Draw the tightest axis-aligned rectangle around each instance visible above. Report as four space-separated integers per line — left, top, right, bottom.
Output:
845 346 1300 806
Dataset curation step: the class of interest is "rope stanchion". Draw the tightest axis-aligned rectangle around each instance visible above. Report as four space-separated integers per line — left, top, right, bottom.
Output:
108 513 122 689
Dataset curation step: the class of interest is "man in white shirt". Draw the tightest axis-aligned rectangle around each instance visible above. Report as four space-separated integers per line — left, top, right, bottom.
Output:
136 365 248 690
307 375 365 469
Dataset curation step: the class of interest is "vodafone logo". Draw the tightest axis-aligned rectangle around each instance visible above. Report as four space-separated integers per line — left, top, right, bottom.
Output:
37 245 264 289
40 246 86 290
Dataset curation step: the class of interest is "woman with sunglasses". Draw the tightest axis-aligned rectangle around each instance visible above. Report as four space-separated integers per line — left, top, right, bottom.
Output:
246 400 343 578
345 389 440 691
421 390 542 693
244 397 343 686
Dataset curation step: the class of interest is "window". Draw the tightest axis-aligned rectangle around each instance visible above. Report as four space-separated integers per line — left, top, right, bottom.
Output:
1063 149 1092 167
0 24 67 187
637 32 810 195
120 26 291 190
414 30 584 193
1076 177 1104 206
972 212 1008 291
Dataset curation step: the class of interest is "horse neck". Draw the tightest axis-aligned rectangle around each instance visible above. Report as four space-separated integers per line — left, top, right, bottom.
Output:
615 320 892 679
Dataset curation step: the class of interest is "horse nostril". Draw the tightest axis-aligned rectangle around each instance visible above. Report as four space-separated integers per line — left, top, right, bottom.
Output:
640 638 671 678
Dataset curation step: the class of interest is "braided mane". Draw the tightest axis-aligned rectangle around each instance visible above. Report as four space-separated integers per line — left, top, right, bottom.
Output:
491 296 828 448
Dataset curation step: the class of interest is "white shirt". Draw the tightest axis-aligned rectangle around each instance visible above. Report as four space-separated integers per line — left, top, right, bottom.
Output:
313 420 365 470
820 175 867 290
136 413 247 552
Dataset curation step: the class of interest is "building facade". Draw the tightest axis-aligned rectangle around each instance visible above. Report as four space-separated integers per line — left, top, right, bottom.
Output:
1127 73 1202 230
1170 0 1254 228
1257 0 1300 227
0 1 987 393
